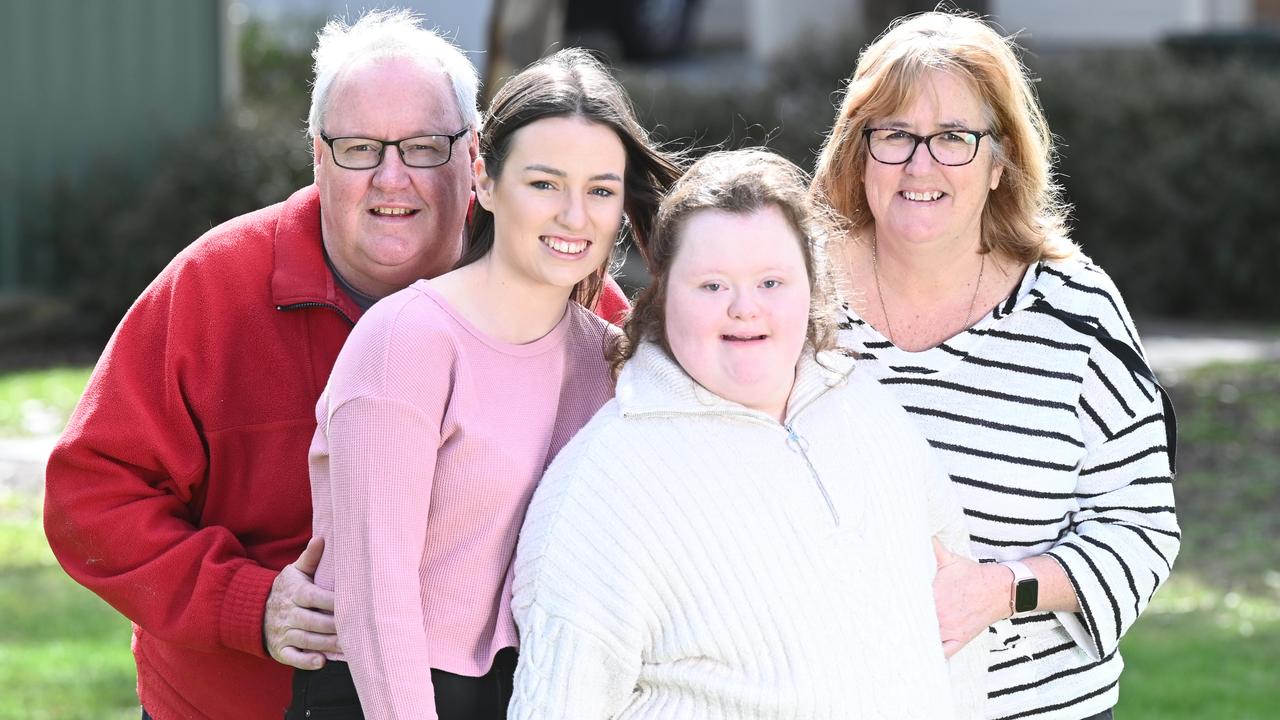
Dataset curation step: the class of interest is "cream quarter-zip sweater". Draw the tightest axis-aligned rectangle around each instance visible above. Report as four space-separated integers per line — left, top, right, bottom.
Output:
509 342 986 720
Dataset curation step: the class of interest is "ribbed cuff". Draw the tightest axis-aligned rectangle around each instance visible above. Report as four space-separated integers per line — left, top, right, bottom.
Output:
220 562 279 658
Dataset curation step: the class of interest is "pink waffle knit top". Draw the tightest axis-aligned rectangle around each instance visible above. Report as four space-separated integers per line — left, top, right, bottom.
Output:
308 280 617 719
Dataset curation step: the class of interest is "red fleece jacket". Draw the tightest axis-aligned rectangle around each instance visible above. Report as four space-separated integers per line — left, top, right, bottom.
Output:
44 184 629 719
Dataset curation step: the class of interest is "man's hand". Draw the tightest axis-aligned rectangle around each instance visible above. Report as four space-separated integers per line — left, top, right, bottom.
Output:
932 537 1010 658
264 536 340 669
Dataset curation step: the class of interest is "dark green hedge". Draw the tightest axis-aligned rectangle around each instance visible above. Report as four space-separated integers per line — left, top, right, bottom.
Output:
41 119 314 342
1039 53 1280 319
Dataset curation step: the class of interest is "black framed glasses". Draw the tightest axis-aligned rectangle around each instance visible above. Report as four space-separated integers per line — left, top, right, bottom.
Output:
320 128 470 170
862 128 992 166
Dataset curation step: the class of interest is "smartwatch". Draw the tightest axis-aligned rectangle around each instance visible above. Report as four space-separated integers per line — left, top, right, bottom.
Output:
1001 560 1038 615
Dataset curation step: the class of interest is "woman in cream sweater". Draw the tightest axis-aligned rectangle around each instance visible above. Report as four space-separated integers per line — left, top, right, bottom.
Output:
510 149 986 719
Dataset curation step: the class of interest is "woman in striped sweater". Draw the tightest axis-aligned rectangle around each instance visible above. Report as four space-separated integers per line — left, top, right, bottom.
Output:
811 11 1180 720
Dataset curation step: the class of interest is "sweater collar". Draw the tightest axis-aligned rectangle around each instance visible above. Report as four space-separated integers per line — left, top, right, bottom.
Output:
269 184 364 322
998 258 1069 319
616 341 856 426
839 255 1089 368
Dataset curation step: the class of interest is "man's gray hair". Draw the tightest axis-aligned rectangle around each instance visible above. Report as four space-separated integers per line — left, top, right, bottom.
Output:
308 9 480 139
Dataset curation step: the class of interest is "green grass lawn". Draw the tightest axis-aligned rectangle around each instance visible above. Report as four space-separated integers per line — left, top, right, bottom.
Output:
1 361 1277 718
1114 360 1280 719
0 497 138 719
1119 579 1280 718
0 365 138 718
0 367 92 437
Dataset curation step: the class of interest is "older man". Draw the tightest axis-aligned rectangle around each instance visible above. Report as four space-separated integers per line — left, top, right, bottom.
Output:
43 10 626 719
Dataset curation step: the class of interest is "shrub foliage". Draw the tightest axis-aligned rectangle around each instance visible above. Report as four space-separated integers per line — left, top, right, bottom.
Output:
45 120 314 341
1038 53 1280 318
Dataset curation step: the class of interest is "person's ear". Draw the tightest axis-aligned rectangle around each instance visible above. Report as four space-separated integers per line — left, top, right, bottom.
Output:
474 155 495 211
312 134 325 173
989 160 1004 191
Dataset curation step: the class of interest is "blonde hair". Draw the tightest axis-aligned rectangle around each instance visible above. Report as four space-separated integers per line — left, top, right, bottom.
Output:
812 11 1075 263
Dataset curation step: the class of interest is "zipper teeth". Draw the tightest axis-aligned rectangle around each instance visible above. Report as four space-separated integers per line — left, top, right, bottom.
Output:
626 371 849 527
785 423 840 526
625 410 841 526
276 301 355 325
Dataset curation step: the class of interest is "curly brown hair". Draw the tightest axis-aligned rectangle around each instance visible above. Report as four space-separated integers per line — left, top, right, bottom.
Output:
613 148 846 376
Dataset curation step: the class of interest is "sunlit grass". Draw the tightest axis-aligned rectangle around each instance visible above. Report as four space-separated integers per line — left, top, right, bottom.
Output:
0 367 92 437
1111 360 1280 718
1118 575 1280 719
0 508 139 719
0 364 138 719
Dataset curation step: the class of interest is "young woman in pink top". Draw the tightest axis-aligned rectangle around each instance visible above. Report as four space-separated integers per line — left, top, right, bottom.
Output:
289 48 681 720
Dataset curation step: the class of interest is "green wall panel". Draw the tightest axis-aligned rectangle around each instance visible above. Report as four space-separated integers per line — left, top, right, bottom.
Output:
0 0 224 290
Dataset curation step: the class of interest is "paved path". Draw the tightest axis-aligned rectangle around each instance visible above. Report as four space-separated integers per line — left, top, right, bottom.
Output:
1142 323 1280 380
1146 337 1280 377
3 330 1277 495
0 435 58 498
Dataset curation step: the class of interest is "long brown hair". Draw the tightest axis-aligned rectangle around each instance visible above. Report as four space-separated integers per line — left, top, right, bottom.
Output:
614 148 845 376
457 48 683 309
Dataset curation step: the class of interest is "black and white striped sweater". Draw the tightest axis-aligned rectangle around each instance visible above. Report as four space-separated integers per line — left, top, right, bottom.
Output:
839 257 1180 720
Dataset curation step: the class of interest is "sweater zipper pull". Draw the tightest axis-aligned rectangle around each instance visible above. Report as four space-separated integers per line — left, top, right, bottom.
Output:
784 423 840 526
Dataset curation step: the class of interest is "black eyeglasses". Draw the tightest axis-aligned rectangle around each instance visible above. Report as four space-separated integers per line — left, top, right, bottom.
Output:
862 128 993 166
320 128 470 170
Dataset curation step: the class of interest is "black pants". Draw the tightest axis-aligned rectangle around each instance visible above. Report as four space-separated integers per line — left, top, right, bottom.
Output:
156 681 1114 720
284 648 517 720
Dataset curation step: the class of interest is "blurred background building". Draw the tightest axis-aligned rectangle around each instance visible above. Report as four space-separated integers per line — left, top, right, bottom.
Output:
1 1 236 294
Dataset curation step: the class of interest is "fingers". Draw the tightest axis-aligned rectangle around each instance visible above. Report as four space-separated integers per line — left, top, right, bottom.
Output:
287 578 335 614
264 551 339 669
278 564 336 613
276 646 327 671
932 536 953 567
292 536 325 577
280 626 343 656
288 606 337 636
266 604 341 666
941 638 965 659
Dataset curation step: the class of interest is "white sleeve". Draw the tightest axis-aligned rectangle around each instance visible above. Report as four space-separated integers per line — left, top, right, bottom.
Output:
509 436 644 719
509 603 640 719
920 445 987 720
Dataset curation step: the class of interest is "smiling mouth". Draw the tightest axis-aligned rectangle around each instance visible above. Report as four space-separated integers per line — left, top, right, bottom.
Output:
540 236 591 255
901 190 945 202
369 207 418 217
722 334 767 342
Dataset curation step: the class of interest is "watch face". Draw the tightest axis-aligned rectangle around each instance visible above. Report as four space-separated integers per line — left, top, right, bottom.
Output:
1014 578 1039 613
